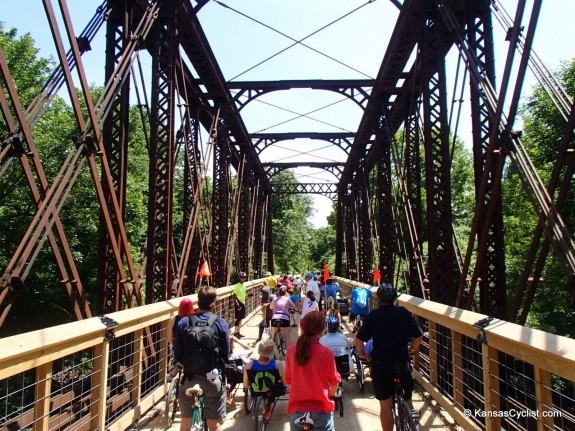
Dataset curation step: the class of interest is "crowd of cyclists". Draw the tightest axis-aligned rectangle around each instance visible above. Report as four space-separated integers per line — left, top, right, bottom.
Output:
170 271 423 431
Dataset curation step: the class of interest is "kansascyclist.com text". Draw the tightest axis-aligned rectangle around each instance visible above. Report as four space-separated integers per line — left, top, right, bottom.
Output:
463 408 562 419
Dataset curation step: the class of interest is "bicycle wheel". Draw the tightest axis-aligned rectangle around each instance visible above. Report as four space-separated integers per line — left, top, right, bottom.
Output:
353 352 365 392
254 396 267 431
394 398 417 431
165 376 179 427
191 398 206 431
279 333 286 356
338 394 344 417
244 387 254 413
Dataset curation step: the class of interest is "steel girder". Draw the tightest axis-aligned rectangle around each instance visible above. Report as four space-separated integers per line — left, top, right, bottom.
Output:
228 80 374 112
375 109 395 284
465 4 508 318
252 133 354 155
335 193 345 276
271 182 338 198
97 0 132 313
404 110 425 297
421 11 457 306
180 109 204 295
146 2 176 303
0 51 92 324
212 116 231 288
251 191 266 278
265 198 274 274
237 166 251 276
355 174 373 285
343 192 357 280
263 162 343 181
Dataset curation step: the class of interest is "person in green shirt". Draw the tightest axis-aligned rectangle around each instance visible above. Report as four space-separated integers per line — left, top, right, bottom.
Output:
233 271 247 338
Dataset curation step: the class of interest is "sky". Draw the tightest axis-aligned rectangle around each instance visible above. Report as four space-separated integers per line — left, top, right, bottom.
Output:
2 0 574 227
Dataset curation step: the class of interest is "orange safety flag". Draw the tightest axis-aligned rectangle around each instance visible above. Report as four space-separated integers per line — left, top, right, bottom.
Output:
323 262 330 281
199 261 211 278
373 265 381 284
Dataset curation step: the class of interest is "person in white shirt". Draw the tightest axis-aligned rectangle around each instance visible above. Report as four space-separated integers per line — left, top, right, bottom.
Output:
299 290 319 322
303 271 320 303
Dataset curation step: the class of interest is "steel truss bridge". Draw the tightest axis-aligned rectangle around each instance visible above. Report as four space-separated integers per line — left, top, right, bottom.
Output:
0 0 574 388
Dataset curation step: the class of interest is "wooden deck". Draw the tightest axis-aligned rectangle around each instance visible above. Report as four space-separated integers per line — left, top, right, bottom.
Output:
135 310 458 431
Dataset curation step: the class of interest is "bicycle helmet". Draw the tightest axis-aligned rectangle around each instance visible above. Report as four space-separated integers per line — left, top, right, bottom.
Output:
238 271 247 278
377 283 397 302
327 316 340 333
277 284 286 295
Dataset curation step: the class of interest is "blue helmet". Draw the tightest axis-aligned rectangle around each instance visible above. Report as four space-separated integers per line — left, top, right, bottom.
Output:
304 272 313 278
327 317 340 333
377 283 397 302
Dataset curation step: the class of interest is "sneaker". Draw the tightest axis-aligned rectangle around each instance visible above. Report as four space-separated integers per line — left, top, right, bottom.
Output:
411 409 420 430
236 333 245 339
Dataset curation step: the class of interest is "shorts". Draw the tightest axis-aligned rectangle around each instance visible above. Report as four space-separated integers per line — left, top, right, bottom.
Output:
179 373 226 421
370 360 414 401
326 297 339 309
271 318 290 328
349 311 367 321
235 301 246 319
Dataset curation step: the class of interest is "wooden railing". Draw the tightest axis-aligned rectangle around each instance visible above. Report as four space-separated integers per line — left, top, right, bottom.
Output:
2 276 574 431
337 277 575 431
0 279 264 431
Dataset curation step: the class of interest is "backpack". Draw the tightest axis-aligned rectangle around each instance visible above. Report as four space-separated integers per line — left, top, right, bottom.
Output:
356 289 368 308
182 314 220 375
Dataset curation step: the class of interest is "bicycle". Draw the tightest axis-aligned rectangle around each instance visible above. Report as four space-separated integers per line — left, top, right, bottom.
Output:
185 383 207 431
165 367 181 427
351 346 366 393
392 369 418 431
352 313 365 334
271 324 286 357
246 369 285 431
332 354 351 417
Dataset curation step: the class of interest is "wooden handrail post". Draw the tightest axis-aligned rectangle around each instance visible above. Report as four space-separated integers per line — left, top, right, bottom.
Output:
429 321 438 385
90 341 111 430
535 367 554 431
131 328 144 409
482 344 500 431
33 362 52 431
452 331 464 410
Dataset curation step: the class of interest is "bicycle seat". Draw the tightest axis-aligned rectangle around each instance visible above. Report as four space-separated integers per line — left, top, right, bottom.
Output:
185 384 203 397
297 412 314 426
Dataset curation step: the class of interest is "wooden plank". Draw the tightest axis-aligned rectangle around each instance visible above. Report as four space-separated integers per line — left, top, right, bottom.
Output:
131 329 144 408
413 370 480 431
33 362 52 431
535 367 554 431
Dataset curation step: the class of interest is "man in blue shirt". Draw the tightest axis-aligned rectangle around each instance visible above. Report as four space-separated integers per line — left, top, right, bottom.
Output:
324 278 342 321
174 286 230 431
349 285 374 332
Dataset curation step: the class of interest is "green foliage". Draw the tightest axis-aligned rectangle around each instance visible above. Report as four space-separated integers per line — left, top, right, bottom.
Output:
506 59 575 336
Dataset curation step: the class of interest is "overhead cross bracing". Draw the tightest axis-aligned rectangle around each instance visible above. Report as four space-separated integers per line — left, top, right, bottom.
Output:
0 0 574 333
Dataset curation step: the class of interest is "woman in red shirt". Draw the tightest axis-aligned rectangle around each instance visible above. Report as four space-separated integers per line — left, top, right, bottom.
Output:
285 310 341 430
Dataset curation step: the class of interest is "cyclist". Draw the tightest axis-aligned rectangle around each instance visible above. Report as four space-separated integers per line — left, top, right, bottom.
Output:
299 290 319 323
349 285 375 333
323 278 342 321
243 339 286 393
174 286 230 431
286 311 341 431
319 317 354 383
167 298 195 346
354 283 423 431
270 284 297 351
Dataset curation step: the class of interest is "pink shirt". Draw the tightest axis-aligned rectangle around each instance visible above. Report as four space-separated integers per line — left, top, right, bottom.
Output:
285 341 341 414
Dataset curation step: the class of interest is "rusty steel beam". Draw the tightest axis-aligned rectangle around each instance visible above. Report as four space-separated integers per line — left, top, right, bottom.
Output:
228 79 374 111
252 132 354 155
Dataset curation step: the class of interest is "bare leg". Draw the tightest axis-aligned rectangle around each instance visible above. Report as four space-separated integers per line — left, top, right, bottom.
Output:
180 417 191 431
206 418 223 431
379 398 394 431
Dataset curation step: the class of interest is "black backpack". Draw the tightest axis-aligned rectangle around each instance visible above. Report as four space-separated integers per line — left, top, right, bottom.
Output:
182 314 220 375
